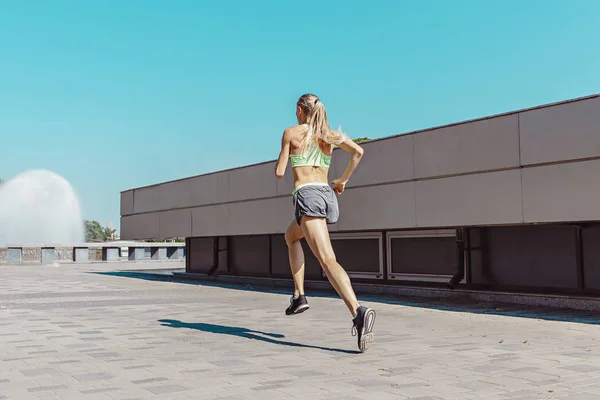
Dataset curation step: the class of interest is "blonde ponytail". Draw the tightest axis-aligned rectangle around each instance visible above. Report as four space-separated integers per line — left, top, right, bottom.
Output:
297 94 348 152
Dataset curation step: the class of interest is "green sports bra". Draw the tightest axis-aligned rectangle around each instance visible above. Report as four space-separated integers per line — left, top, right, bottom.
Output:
289 125 332 168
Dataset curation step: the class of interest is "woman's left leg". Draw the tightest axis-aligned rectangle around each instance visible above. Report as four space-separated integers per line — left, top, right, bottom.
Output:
285 219 305 297
284 219 309 315
299 216 360 316
300 215 376 352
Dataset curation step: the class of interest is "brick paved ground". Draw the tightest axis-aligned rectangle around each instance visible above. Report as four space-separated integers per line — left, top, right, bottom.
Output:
2 263 600 399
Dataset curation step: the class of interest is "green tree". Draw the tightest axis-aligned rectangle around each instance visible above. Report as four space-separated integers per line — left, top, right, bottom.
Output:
103 226 117 241
85 220 106 242
353 137 372 143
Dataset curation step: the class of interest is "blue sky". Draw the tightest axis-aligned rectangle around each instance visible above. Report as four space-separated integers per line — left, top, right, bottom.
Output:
1 0 599 234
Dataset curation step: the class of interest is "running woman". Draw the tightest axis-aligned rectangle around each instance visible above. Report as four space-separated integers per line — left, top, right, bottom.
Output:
274 93 376 353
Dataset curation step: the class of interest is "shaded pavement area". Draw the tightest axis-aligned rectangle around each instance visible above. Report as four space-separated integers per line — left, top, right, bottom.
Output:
1 262 600 399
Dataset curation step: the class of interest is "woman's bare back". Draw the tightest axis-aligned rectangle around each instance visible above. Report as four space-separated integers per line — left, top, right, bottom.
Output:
287 124 334 187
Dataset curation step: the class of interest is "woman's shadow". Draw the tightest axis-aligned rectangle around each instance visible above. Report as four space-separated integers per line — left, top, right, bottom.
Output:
158 319 359 354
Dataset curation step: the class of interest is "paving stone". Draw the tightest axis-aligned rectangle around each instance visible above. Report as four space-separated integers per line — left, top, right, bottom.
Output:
27 384 69 392
561 365 600 373
1 262 600 399
131 377 169 385
143 384 190 394
20 368 57 377
79 387 120 394
72 373 114 382
559 394 599 400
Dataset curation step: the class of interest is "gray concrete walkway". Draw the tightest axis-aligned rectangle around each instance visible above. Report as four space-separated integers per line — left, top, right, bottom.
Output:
1 263 600 399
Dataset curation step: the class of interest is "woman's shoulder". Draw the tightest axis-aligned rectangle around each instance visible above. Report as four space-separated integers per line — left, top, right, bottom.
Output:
283 124 309 138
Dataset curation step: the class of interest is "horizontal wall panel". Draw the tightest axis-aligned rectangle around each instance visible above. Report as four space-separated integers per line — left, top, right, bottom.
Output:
389 236 457 277
191 204 230 237
132 186 160 214
415 169 523 227
156 179 196 211
159 209 191 238
332 134 414 187
582 225 600 290
191 197 293 238
334 182 416 231
522 159 600 223
228 197 291 235
229 235 270 276
121 190 134 216
156 171 230 211
414 115 520 178
276 165 295 196
229 162 277 203
188 237 214 274
519 96 600 165
120 213 160 240
472 226 578 289
206 171 231 204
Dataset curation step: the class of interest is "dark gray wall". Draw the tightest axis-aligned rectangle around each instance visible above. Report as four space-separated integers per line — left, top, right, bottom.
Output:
390 237 457 275
582 226 600 291
190 234 383 280
185 222 600 293
122 95 600 240
229 235 270 276
331 238 381 274
472 226 579 289
187 237 214 274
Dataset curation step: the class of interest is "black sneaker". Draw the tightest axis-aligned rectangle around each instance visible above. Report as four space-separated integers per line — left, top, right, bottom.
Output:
285 294 309 315
351 305 375 352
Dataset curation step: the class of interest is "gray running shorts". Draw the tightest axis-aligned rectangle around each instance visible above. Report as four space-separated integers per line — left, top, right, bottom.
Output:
292 184 339 225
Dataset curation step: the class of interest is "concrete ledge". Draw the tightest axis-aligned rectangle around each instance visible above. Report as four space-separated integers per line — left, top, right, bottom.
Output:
23 247 41 263
0 242 185 265
56 247 74 261
173 272 600 312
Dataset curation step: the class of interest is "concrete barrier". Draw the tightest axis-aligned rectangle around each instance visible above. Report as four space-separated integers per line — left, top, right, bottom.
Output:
128 247 146 261
103 247 121 262
168 247 184 260
151 247 167 260
73 247 89 262
0 242 185 265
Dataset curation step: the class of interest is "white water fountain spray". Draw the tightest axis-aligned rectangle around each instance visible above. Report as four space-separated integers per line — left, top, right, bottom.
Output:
0 169 85 246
